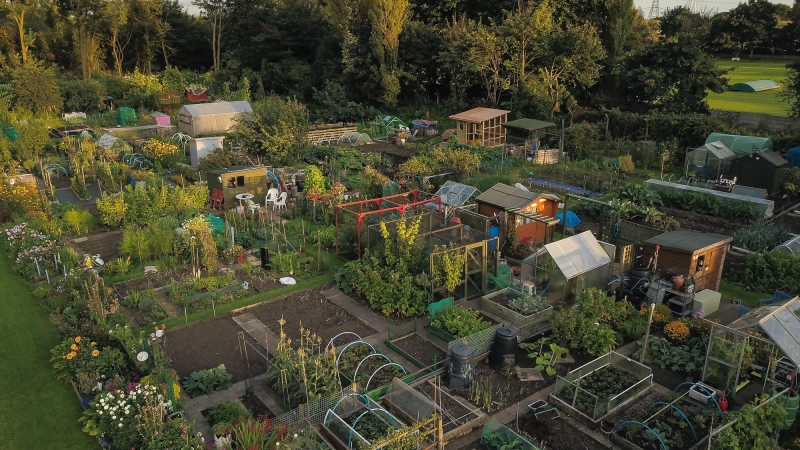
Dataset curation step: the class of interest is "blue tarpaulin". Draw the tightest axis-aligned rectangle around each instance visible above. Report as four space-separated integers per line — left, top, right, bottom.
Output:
788 146 800 168
556 211 582 227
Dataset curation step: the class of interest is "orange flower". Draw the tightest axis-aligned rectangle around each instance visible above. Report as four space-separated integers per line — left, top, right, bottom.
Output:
91 342 96 346
70 344 78 351
92 350 99 357
74 336 81 343
66 353 75 360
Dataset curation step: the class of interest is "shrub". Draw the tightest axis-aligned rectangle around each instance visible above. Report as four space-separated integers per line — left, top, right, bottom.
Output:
664 320 690 342
551 289 633 355
207 400 251 426
10 60 62 114
618 155 634 173
183 365 233 398
60 79 107 112
728 251 800 294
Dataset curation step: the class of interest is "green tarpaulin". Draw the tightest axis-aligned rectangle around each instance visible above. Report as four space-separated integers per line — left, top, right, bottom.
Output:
117 107 137 126
205 213 226 237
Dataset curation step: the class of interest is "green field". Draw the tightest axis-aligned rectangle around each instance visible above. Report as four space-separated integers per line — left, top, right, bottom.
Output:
707 58 793 117
0 253 99 449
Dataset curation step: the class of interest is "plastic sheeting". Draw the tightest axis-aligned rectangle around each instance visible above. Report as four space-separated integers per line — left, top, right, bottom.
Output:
543 231 611 279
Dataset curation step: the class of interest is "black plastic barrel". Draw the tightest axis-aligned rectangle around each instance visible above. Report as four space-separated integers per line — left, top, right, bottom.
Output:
260 247 270 269
489 327 518 369
446 345 475 391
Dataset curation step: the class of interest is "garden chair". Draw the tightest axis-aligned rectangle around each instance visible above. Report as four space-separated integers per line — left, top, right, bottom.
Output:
210 189 224 210
265 188 279 208
273 192 287 210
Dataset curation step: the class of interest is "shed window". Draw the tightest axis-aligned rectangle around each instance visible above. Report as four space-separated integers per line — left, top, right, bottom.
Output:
227 177 235 188
696 255 706 273
236 176 245 186
459 122 464 131
178 114 192 124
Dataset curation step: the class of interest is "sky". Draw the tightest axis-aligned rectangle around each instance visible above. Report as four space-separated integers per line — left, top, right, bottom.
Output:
177 0 795 18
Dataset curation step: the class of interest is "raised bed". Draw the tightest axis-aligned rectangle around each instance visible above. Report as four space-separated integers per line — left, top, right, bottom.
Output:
412 379 485 443
323 402 409 450
480 288 553 339
550 351 653 424
611 392 721 450
481 418 541 450
426 309 498 343
337 342 414 400
385 327 447 370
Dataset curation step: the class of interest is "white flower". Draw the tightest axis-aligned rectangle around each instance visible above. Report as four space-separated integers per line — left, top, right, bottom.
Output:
103 405 108 410
125 410 129 415
98 410 103 415
294 434 298 438
111 415 116 419
118 423 123 428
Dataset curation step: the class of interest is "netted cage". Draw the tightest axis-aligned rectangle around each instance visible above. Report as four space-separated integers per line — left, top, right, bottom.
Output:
340 131 373 145
481 419 541 450
324 399 411 450
385 378 439 424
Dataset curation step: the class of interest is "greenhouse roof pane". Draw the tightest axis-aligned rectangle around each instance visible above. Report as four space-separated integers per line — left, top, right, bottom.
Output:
434 181 478 206
544 231 611 279
759 298 800 366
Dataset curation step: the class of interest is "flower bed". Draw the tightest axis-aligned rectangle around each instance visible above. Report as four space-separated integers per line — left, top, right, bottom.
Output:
480 288 553 338
337 343 413 399
551 351 653 422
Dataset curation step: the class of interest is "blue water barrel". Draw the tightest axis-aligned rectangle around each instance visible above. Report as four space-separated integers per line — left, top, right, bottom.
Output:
489 225 500 250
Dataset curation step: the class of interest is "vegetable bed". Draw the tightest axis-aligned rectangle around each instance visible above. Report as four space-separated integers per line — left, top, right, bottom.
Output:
426 306 496 343
480 288 553 339
338 343 412 398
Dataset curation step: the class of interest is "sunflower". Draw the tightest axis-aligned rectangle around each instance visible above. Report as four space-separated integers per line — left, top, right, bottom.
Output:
92 350 100 357
75 336 81 343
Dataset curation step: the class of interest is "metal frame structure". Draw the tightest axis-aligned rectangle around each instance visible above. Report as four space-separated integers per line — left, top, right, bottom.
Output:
334 190 443 257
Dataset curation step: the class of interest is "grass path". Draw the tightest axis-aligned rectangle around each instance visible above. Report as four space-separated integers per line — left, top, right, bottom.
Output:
0 253 98 449
707 58 793 117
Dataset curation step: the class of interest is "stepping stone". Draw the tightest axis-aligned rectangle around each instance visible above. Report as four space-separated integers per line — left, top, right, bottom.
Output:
517 367 544 382
144 265 158 274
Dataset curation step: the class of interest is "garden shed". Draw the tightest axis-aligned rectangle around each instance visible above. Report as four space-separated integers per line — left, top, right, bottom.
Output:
502 118 557 148
639 229 732 292
786 146 800 168
176 100 252 136
705 133 773 157
684 141 735 181
205 165 270 208
189 136 225 167
449 108 509 148
728 149 789 194
475 183 559 245
527 231 615 305
731 80 780 92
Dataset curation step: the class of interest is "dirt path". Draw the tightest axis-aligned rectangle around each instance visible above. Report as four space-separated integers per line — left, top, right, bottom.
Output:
154 291 182 318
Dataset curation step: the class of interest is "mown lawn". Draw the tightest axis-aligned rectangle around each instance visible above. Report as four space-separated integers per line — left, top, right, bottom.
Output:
707 58 793 117
0 253 98 449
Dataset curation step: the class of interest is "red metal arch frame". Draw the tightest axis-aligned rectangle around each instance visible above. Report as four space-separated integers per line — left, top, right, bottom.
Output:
335 190 443 257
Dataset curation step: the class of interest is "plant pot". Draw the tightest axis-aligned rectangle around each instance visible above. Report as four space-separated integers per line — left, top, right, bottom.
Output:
601 420 615 434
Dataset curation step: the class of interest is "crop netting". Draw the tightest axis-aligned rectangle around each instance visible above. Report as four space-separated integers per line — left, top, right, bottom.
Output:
324 405 407 449
447 323 504 357
385 378 438 422
272 384 360 429
481 419 541 450
554 351 652 420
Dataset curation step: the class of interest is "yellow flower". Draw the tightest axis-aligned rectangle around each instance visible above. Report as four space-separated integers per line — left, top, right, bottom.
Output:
66 353 75 360
92 350 99 357
91 342 96 346
75 336 81 343
70 344 78 351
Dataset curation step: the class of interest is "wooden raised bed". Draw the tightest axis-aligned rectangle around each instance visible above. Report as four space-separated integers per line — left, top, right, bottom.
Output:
480 288 553 335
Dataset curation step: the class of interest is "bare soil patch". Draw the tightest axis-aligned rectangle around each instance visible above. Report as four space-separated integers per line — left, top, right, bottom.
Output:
72 230 124 261
393 334 446 367
518 412 604 450
247 284 377 346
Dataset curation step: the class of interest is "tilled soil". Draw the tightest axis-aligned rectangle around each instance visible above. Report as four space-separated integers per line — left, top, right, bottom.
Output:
165 316 268 383
417 382 479 432
72 230 124 262
518 412 603 450
392 333 446 367
247 284 376 346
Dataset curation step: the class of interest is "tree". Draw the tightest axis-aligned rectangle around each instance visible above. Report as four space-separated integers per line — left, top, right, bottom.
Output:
536 24 605 117
11 118 51 164
193 0 227 71
2 0 37 63
103 0 130 76
502 0 553 93
617 36 728 114
724 0 777 56
234 96 310 163
780 61 800 118
61 0 104 79
10 60 62 115
364 0 409 106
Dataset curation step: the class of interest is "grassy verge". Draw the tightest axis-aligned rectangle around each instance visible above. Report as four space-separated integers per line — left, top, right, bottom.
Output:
0 253 99 449
718 280 771 308
707 58 792 117
151 273 335 332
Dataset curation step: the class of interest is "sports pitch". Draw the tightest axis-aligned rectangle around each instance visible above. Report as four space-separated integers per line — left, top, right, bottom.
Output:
707 58 793 117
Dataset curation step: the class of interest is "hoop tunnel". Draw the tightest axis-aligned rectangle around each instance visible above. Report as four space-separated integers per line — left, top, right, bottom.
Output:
615 421 667 450
650 402 698 443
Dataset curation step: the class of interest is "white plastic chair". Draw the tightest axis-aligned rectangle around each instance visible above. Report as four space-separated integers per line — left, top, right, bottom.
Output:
273 192 287 210
265 188 279 207
246 199 260 214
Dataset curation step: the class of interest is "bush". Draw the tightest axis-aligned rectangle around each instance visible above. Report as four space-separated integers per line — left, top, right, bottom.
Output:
183 365 233 398
552 289 634 355
728 251 800 294
207 400 251 426
60 79 107 112
10 61 62 114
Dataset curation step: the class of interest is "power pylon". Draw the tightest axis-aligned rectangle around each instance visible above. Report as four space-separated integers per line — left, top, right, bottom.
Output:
648 0 659 19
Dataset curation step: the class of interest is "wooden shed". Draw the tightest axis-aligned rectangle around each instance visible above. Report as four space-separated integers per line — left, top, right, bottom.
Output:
475 183 559 245
728 149 789 195
205 166 270 208
448 108 510 148
640 230 733 292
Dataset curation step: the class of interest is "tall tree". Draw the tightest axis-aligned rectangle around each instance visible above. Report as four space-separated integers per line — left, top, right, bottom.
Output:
617 35 728 113
780 61 800 117
725 0 777 56
2 0 37 63
502 0 553 91
364 0 409 106
103 0 130 76
193 0 227 71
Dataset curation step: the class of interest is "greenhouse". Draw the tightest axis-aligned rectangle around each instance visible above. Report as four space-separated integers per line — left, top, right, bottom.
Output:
684 141 735 180
523 231 615 305
772 234 800 256
705 297 800 406
339 131 373 145
705 133 773 157
731 80 780 92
